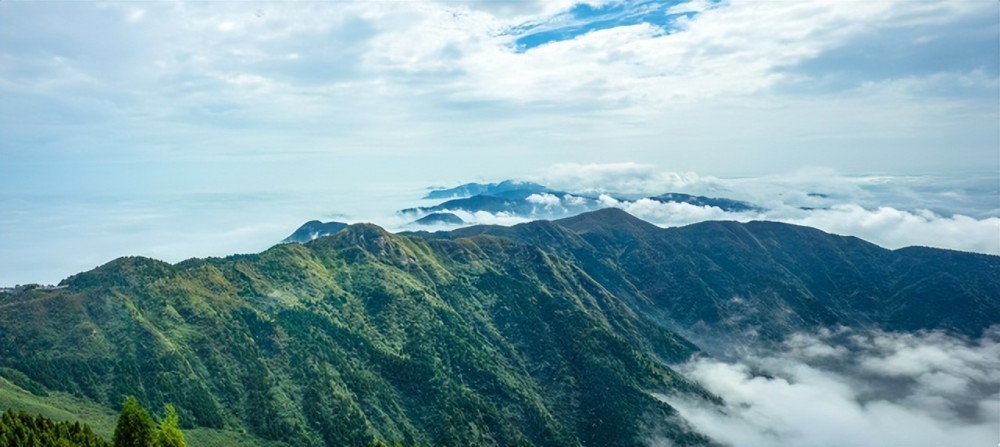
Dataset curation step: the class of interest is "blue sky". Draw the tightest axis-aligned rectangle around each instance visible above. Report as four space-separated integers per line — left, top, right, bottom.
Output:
1 0 998 284
507 0 708 51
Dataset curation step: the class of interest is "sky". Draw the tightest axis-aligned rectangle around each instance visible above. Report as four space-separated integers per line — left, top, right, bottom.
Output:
1 0 999 284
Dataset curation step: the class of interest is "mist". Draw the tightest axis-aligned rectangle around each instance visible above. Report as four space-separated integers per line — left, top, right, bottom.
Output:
658 327 1000 447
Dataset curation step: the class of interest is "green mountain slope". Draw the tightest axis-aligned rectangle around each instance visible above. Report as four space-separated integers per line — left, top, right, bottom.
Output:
1 209 996 446
437 208 998 344
0 221 710 446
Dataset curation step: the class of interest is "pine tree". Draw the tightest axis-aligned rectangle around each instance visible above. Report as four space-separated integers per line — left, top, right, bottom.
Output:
113 396 154 447
0 408 109 446
153 404 186 447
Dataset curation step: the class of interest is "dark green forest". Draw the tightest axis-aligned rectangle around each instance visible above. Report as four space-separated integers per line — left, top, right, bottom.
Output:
0 396 185 447
0 408 108 447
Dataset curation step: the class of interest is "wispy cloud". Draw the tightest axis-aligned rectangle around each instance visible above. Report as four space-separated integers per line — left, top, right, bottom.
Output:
1 1 996 283
2 0 994 171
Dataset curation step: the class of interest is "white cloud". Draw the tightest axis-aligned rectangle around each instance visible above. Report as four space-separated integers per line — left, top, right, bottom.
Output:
376 0 994 106
539 163 702 195
526 192 561 208
461 210 532 227
389 209 531 231
1 0 996 283
785 205 1000 255
536 164 1000 255
562 194 587 206
600 195 752 227
662 327 1000 447
665 0 713 15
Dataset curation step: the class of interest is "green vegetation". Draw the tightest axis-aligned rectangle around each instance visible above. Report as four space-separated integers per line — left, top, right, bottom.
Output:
0 408 108 446
0 397 187 447
153 405 185 447
111 397 186 447
0 209 996 446
0 376 274 447
112 396 153 447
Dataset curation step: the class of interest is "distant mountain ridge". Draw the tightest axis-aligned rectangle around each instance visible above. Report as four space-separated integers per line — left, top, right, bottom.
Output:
650 192 760 212
283 180 762 243
402 179 761 226
1 209 996 446
410 212 464 226
423 180 548 200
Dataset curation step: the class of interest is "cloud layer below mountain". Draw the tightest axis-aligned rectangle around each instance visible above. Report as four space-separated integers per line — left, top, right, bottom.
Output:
2 165 996 285
658 327 1000 447
422 164 1000 255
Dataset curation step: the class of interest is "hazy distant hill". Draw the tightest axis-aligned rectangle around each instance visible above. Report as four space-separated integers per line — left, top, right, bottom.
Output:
423 180 548 200
403 180 763 223
410 212 464 226
282 220 348 243
1 209 996 446
649 192 759 213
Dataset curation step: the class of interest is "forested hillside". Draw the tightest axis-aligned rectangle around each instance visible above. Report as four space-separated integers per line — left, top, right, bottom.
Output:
1 209 996 446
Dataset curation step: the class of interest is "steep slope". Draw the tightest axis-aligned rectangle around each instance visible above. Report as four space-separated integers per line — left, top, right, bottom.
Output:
425 207 998 342
550 209 999 342
0 222 711 447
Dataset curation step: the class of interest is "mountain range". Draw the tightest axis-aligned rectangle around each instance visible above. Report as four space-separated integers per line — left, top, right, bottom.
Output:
1 209 997 446
402 180 760 223
422 181 550 200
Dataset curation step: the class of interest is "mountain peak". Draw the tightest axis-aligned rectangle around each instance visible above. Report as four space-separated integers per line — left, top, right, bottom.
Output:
283 220 348 243
555 207 660 235
63 256 175 289
318 223 423 265
411 212 464 226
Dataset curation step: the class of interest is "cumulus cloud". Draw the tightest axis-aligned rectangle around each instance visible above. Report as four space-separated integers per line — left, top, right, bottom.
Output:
526 192 562 208
784 205 1000 255
660 327 1000 447
389 0 996 107
597 195 750 227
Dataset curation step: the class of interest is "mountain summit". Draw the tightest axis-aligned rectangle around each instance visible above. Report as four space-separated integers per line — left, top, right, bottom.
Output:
555 206 660 234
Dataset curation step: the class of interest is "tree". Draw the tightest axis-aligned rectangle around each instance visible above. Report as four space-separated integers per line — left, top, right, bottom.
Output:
113 396 154 447
153 404 186 447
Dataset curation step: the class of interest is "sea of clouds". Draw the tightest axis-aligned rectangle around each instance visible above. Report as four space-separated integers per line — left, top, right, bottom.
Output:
656 326 1000 447
410 163 1000 255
